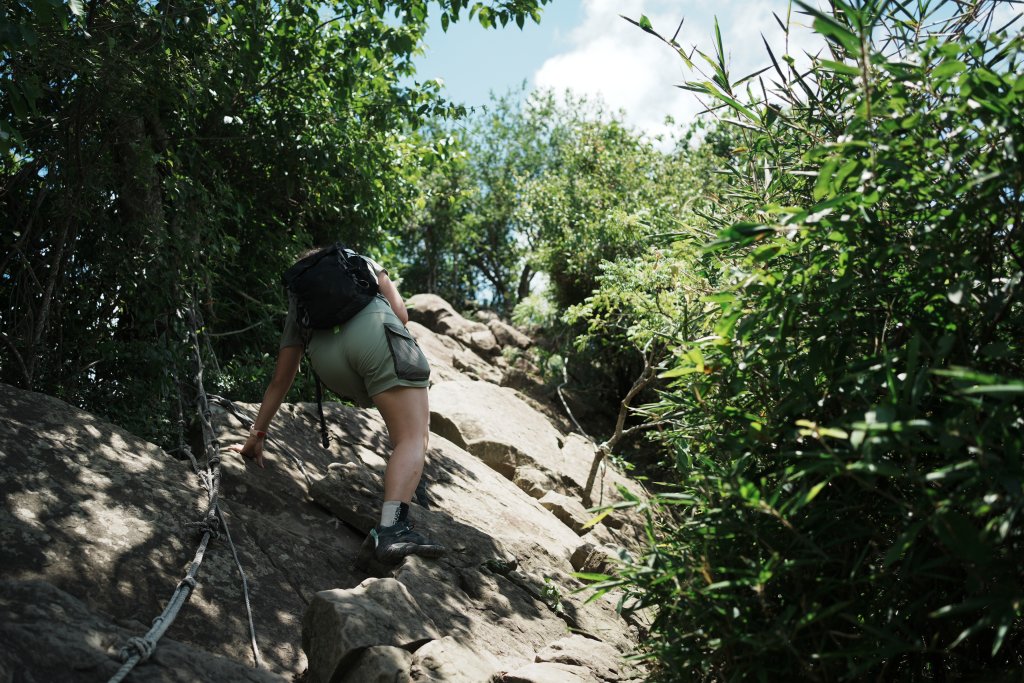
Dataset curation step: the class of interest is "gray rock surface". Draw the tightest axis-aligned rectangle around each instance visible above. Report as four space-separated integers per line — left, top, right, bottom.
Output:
539 491 593 535
0 383 313 677
503 662 599 683
535 635 627 681
487 319 532 350
0 579 285 682
336 645 412 683
0 294 651 683
570 542 624 577
512 466 560 499
428 380 563 478
410 636 501 682
409 321 502 384
406 294 500 357
302 579 439 683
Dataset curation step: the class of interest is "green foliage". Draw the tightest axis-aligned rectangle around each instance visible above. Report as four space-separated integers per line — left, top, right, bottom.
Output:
0 0 550 444
535 111 722 429
400 89 573 312
396 128 480 306
511 290 557 331
597 2 1024 680
562 126 724 352
527 110 697 310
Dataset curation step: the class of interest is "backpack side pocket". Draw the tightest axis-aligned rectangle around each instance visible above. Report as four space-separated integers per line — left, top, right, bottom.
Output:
383 322 431 382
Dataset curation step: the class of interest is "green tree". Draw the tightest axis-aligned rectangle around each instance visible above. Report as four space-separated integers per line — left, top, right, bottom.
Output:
396 128 479 306
400 88 581 314
593 2 1024 680
527 103 720 429
0 0 551 441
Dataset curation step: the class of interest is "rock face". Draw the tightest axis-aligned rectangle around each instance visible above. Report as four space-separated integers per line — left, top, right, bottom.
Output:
0 579 283 683
406 294 500 358
302 579 440 683
0 294 649 682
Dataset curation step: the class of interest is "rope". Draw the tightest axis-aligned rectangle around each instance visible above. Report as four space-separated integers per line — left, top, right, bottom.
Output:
107 530 213 683
556 359 594 442
556 359 608 507
108 303 262 681
314 373 330 449
218 505 263 669
184 518 221 539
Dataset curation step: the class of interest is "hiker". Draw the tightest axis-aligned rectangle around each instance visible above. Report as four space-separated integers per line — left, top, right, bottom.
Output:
232 246 444 564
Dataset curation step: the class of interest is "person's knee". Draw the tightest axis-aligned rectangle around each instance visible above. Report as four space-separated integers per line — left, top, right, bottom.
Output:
373 386 429 447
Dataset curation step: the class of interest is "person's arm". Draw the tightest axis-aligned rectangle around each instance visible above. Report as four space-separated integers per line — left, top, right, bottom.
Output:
378 273 410 325
234 344 303 468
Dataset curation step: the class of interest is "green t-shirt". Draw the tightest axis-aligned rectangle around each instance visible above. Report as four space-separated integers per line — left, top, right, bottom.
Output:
279 254 387 349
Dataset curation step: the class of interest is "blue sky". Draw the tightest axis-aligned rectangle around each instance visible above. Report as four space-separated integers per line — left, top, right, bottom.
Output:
411 0 1022 138
413 2 584 108
411 0 830 137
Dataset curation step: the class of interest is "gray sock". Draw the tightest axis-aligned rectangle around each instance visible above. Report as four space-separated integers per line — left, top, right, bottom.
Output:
380 501 403 528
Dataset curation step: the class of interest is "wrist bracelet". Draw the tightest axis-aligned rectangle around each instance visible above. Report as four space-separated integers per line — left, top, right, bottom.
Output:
250 426 267 440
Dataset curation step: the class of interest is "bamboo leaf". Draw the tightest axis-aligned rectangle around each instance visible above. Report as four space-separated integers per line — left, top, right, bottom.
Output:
796 1 862 55
582 508 614 530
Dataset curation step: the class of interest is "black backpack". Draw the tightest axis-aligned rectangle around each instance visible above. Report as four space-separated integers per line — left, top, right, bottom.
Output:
281 243 380 448
281 243 380 330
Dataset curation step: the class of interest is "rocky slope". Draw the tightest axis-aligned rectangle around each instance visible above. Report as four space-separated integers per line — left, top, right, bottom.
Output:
0 294 650 682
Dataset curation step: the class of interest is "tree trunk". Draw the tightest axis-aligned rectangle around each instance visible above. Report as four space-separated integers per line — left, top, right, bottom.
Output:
516 262 533 302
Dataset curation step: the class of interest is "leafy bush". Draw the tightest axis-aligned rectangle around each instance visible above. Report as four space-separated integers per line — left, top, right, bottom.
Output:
599 2 1024 680
0 0 550 442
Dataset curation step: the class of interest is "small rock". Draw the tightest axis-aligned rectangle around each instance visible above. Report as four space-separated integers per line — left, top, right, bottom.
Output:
538 491 592 536
535 635 624 681
337 645 412 683
502 662 598 683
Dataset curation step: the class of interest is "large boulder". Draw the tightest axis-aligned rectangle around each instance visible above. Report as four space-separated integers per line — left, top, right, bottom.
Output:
335 645 412 683
539 491 593 535
302 578 440 683
305 423 640 665
0 290 651 682
0 383 314 678
409 636 502 682
0 579 286 682
304 431 601 666
488 318 532 350
406 294 500 358
427 380 647 547
427 380 563 480
535 635 635 682
405 293 460 330
503 662 599 683
408 322 503 385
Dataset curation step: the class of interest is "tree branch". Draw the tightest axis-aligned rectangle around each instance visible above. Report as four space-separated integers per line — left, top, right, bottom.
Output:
556 359 592 441
205 318 272 338
0 331 32 387
582 338 660 507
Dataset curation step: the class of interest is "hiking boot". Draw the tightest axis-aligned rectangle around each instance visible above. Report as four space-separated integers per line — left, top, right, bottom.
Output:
370 521 446 564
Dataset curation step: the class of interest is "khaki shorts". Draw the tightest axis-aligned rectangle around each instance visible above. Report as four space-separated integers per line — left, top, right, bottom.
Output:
307 296 430 407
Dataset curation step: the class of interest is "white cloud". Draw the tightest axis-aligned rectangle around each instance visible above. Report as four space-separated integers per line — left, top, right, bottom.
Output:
990 0 1024 30
533 0 826 139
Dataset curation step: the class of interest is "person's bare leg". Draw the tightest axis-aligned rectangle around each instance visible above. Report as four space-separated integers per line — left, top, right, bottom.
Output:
366 385 442 563
371 386 430 503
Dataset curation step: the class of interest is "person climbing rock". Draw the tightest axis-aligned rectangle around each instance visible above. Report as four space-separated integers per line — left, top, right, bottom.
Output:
232 246 444 565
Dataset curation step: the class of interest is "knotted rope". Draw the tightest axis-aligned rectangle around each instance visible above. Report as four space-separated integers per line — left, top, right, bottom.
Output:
107 530 214 683
107 304 262 682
